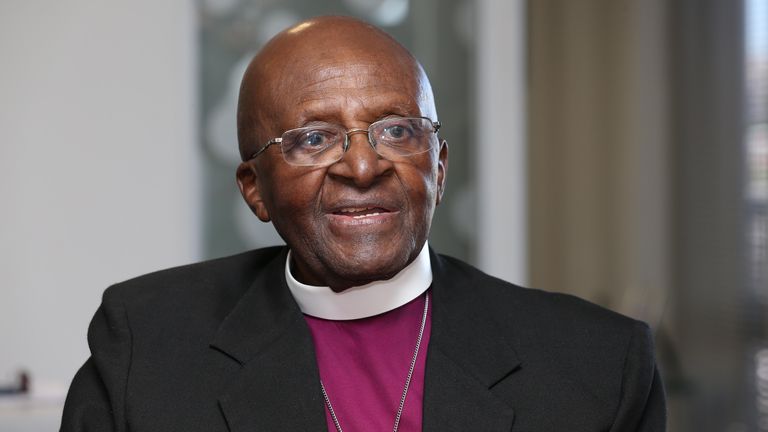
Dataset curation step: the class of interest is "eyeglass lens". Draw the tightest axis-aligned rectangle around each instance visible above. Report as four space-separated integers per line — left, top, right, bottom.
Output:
280 117 436 166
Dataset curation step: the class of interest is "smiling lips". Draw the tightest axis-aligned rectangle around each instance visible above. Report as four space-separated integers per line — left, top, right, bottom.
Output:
333 207 391 219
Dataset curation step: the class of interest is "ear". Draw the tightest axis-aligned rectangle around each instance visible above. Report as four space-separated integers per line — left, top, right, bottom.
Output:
236 161 271 222
436 139 448 205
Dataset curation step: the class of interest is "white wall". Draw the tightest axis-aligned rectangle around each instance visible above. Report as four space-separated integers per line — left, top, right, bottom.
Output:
0 0 198 423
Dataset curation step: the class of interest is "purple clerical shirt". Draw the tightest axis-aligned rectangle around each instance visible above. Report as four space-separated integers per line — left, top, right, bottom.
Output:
304 291 432 432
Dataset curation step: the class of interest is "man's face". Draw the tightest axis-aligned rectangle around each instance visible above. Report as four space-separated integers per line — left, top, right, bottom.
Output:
237 40 447 290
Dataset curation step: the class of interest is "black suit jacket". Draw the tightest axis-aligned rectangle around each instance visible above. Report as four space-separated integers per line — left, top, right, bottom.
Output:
61 247 666 431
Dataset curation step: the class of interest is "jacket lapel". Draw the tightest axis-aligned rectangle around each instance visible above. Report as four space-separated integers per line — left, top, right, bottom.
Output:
423 250 521 432
210 249 327 431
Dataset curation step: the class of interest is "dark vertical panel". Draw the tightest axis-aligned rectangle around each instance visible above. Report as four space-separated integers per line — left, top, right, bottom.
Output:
669 0 749 429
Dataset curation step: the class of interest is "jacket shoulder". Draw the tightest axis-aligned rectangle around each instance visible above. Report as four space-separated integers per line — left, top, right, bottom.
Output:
96 247 286 333
103 246 285 307
435 252 644 338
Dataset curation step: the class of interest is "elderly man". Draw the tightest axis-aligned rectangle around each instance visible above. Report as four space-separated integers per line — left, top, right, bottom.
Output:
62 16 665 432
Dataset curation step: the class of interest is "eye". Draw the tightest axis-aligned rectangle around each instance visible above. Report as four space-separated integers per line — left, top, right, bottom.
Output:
385 125 406 139
381 120 415 142
284 126 338 153
303 131 327 147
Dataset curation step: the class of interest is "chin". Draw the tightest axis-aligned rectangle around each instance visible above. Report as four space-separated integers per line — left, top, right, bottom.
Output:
326 254 406 287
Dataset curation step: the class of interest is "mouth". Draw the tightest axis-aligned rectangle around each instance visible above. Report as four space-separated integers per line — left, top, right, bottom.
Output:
332 206 392 219
325 200 399 227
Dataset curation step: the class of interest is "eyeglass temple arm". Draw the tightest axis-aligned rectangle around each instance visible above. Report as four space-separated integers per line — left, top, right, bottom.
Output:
249 138 283 160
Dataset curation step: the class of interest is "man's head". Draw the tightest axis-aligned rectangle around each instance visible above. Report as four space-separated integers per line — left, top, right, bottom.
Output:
236 16 448 291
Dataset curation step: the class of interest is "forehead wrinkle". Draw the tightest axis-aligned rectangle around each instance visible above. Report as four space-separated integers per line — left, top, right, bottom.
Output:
305 53 411 78
291 76 424 122
292 94 422 126
296 85 415 104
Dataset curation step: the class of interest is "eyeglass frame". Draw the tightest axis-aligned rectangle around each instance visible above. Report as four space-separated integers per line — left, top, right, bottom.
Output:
247 116 442 166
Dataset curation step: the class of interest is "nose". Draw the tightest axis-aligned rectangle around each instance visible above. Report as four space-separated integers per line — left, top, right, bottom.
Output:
328 129 391 187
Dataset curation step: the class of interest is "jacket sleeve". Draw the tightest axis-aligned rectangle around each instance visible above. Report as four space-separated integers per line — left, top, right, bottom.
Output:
60 286 131 432
609 321 667 431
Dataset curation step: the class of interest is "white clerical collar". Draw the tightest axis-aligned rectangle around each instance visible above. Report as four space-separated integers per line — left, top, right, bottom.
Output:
285 242 432 320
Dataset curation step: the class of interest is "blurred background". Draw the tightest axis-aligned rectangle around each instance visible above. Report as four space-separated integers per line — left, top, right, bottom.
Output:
0 0 765 430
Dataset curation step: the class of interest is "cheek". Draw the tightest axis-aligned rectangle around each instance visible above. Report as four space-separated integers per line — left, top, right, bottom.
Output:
398 158 440 214
264 167 327 219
